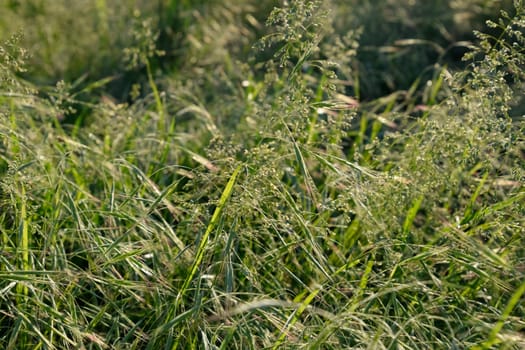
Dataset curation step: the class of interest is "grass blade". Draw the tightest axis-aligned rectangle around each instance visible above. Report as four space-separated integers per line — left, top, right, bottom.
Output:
176 165 242 307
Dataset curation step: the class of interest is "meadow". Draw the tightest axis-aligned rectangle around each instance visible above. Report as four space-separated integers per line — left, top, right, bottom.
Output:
0 0 524 348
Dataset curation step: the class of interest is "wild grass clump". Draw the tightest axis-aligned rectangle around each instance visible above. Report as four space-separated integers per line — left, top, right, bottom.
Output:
0 0 524 349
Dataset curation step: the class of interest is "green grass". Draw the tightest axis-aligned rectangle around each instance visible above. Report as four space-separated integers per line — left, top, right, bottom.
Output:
0 0 524 349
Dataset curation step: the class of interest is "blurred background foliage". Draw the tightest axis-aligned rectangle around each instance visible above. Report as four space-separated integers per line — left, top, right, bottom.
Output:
0 0 514 102
340 0 515 98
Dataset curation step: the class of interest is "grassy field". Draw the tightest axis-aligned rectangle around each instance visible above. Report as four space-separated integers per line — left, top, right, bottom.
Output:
0 0 524 349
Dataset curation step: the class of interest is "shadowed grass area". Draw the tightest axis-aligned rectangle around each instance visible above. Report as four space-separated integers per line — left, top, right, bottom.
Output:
0 0 524 349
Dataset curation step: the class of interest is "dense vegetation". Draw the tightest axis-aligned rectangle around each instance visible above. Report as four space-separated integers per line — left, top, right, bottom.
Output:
0 0 524 348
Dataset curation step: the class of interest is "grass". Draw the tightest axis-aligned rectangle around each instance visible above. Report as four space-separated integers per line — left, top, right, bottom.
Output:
0 0 524 349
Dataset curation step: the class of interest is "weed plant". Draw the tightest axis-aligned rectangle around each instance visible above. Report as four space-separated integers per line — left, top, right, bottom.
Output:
0 0 524 349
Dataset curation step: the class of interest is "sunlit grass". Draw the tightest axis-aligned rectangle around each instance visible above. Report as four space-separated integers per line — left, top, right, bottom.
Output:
0 0 524 349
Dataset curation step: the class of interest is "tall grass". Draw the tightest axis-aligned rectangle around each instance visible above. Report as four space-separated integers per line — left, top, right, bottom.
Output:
0 0 524 349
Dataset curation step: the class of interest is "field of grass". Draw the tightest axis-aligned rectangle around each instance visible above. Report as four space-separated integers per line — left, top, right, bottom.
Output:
0 0 524 349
